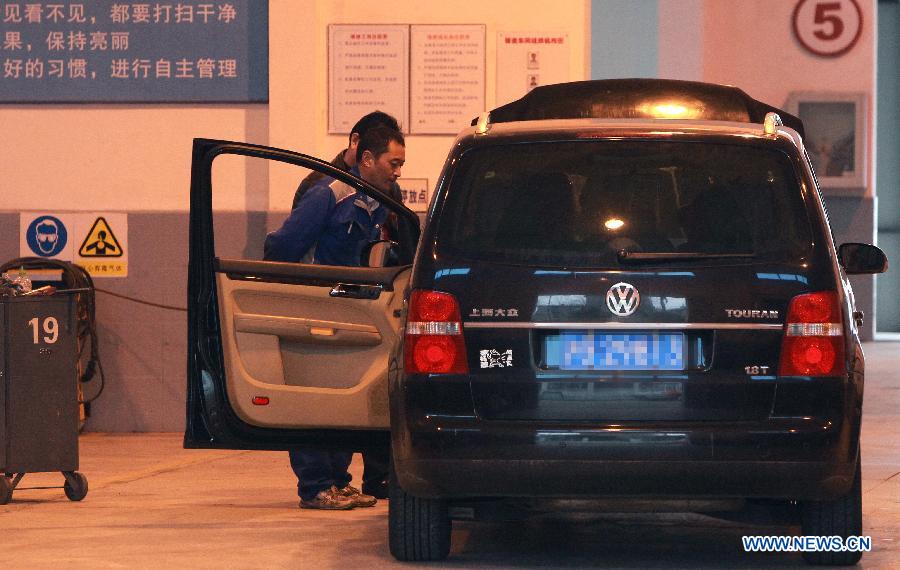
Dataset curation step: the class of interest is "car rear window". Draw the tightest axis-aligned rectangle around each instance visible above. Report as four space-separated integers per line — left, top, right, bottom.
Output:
435 140 813 268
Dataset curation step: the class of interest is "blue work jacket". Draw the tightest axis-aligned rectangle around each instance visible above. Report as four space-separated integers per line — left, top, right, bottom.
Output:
264 168 388 266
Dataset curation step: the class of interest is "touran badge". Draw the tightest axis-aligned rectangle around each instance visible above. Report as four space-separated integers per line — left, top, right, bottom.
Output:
606 282 640 316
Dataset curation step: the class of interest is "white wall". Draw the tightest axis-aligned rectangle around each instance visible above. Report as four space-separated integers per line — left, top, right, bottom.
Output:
701 0 876 197
651 0 877 197
657 0 703 81
268 0 591 212
1 0 591 213
0 106 256 210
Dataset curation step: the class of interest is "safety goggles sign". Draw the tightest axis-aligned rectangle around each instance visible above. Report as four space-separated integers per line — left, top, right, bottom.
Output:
24 214 69 257
20 212 128 277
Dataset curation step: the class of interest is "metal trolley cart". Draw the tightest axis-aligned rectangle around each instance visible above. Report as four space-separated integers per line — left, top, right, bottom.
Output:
0 292 88 503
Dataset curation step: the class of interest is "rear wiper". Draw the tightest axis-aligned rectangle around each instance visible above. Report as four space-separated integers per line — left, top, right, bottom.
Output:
617 250 756 263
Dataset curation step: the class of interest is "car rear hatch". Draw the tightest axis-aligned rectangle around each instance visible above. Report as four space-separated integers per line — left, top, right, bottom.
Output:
435 261 814 422
426 136 828 422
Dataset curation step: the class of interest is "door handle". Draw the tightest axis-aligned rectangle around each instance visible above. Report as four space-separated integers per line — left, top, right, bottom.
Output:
329 283 383 300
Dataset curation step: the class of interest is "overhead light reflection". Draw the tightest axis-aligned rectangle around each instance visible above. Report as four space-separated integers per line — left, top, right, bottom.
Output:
653 104 688 117
604 218 625 230
638 99 703 119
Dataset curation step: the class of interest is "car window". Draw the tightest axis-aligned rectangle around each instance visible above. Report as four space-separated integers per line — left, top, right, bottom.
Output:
436 140 813 268
210 154 406 266
209 155 313 262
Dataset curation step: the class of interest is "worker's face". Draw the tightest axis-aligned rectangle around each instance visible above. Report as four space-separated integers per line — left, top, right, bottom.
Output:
359 140 405 193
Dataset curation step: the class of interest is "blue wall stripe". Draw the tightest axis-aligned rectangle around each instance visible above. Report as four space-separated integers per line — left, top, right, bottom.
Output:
591 0 658 79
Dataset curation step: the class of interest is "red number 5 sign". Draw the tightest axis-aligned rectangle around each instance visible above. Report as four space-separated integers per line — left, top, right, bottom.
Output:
792 0 863 57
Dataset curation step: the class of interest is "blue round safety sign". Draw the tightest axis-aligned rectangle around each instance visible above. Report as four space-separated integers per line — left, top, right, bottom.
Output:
25 215 68 257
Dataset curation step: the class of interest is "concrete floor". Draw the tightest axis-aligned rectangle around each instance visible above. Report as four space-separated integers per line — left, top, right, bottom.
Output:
4 342 899 568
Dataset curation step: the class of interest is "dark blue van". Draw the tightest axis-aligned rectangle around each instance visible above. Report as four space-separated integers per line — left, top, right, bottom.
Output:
186 80 887 565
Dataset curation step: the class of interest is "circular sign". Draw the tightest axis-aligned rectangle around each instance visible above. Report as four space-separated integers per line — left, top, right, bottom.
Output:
792 0 863 58
25 215 68 257
606 282 640 317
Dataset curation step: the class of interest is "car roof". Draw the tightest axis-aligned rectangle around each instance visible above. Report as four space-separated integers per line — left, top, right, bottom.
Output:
468 79 804 141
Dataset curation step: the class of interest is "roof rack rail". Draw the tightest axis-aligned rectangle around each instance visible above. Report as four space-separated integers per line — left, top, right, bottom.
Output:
763 111 783 135
470 79 804 138
474 112 491 135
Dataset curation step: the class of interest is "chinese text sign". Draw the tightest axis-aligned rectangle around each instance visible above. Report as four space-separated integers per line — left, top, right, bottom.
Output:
1 1 268 102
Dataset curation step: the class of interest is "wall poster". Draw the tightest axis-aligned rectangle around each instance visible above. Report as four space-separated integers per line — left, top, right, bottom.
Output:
328 24 409 134
496 31 569 107
409 24 485 134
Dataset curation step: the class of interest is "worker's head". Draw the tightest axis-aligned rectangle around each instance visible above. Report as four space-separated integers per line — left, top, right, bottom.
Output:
357 126 405 193
345 111 401 168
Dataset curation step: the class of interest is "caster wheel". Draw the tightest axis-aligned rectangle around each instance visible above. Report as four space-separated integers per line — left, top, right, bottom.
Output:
0 475 12 505
64 472 88 502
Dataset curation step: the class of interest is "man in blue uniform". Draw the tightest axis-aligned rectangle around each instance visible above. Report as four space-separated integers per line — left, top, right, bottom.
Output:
284 112 403 502
264 125 405 509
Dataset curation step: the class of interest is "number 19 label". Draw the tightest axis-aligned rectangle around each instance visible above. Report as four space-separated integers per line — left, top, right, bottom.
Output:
28 317 59 344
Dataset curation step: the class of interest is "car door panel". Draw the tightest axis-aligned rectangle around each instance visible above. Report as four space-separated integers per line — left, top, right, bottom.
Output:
217 264 409 429
185 139 420 450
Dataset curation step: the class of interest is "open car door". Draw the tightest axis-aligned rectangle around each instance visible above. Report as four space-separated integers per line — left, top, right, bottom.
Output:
185 139 420 451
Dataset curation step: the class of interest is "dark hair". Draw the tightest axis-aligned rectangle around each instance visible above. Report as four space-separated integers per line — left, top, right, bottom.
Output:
356 126 405 163
349 111 400 144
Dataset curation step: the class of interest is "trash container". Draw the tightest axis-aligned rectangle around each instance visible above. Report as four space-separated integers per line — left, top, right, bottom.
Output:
0 291 88 503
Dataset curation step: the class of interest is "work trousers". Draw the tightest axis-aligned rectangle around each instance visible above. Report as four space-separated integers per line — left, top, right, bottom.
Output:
289 447 389 501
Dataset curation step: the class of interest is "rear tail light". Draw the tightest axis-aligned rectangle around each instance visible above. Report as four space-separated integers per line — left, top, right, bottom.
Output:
404 290 468 374
778 291 845 376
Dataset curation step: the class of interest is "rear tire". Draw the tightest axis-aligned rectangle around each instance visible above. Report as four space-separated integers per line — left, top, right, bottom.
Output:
388 462 451 561
800 454 863 566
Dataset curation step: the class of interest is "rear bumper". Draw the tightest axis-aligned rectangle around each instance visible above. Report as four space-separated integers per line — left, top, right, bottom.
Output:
392 417 858 501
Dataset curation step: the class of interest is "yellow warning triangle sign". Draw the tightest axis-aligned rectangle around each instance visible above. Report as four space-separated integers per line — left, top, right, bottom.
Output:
79 216 124 257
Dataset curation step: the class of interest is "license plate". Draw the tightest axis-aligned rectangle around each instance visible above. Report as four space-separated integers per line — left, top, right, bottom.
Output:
544 332 685 371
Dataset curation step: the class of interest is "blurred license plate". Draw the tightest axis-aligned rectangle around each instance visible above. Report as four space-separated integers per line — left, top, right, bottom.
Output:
545 332 685 371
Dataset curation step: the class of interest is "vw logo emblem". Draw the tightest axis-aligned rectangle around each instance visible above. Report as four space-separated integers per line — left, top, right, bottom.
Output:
606 282 640 317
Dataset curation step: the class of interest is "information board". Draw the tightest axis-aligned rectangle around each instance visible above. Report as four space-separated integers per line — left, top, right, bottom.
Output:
328 24 409 134
496 31 569 106
409 24 484 134
0 1 268 102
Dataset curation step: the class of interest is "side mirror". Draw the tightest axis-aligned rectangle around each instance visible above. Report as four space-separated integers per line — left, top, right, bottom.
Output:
362 240 400 268
838 243 888 275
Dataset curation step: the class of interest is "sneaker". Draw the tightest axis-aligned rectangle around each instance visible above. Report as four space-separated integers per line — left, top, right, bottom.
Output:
299 486 356 510
337 484 377 507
